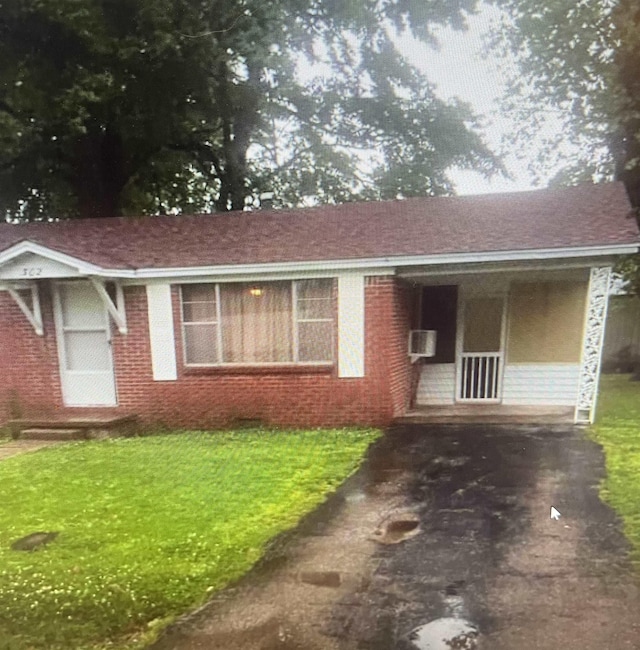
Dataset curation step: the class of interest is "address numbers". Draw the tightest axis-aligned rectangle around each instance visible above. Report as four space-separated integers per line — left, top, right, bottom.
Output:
21 267 43 277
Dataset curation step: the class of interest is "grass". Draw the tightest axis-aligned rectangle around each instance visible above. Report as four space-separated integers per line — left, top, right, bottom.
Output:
592 374 640 565
0 428 379 650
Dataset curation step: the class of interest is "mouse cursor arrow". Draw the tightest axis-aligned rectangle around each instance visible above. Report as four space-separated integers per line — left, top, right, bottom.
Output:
550 506 561 520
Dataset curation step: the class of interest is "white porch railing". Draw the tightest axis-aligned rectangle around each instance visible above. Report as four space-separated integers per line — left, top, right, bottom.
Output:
459 353 502 401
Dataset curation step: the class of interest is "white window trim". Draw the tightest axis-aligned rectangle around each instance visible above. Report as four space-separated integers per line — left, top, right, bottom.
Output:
146 284 178 381
337 273 365 378
180 280 335 367
292 280 300 363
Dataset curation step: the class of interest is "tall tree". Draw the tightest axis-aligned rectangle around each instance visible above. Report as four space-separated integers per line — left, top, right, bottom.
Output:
0 0 498 220
492 0 640 292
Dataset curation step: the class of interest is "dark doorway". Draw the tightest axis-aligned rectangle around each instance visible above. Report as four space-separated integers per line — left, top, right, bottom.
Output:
421 285 458 364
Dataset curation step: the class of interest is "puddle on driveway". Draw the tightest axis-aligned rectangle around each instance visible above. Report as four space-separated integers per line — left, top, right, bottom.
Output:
407 617 479 650
371 511 421 545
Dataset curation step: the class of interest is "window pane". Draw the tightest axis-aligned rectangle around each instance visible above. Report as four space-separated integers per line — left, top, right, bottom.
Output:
184 323 218 364
221 282 293 363
298 321 333 362
60 284 105 328
183 301 217 322
298 297 332 319
297 279 332 300
297 279 333 319
182 284 215 303
65 331 110 370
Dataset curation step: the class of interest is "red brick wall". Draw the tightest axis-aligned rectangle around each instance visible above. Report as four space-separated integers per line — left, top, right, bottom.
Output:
0 283 63 421
388 280 419 415
0 276 416 428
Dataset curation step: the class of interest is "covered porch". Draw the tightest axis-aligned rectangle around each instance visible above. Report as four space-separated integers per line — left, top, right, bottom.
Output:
401 263 611 424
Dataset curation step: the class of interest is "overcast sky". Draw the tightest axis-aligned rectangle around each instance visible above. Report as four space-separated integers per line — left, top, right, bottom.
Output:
398 4 565 196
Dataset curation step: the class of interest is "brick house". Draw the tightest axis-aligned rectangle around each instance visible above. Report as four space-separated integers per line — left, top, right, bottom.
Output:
0 182 638 429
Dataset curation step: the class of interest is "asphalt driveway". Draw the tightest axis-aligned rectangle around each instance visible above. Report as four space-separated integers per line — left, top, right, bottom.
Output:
153 425 640 650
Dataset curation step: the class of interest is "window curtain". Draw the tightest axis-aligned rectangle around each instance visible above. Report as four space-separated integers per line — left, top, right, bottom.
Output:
221 282 293 362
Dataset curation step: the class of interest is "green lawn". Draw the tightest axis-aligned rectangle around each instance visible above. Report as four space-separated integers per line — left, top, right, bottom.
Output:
0 429 378 650
592 375 640 565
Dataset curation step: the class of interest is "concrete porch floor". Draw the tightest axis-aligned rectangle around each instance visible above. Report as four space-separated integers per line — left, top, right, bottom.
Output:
397 404 576 425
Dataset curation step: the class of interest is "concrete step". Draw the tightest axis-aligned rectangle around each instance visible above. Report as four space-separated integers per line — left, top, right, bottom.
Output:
20 428 86 441
7 414 138 439
10 414 137 429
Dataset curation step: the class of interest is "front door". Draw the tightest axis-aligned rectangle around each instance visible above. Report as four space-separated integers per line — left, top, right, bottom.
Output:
54 281 117 406
458 295 506 401
421 285 458 364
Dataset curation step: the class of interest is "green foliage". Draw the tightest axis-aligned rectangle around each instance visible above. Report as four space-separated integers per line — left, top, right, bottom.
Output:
490 0 621 180
592 375 640 566
0 0 498 219
0 428 379 649
491 0 640 290
615 255 640 296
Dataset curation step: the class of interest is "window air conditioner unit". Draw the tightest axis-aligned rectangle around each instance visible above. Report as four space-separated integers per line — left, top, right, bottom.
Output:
408 329 437 361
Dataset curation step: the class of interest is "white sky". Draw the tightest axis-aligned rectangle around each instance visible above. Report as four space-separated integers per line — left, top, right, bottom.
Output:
397 4 565 195
292 3 573 198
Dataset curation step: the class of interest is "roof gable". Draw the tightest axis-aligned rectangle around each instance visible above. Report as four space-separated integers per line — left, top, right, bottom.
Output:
0 241 109 280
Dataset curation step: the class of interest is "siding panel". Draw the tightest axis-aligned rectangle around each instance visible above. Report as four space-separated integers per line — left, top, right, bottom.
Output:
416 363 455 405
502 364 580 406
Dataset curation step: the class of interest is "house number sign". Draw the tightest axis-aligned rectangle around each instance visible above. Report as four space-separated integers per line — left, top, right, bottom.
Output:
21 267 43 277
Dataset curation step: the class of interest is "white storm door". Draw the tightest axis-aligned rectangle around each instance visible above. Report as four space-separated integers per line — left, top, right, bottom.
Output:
457 295 507 402
54 282 117 406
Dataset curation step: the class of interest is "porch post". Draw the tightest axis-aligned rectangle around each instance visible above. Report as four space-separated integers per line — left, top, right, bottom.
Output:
575 267 612 424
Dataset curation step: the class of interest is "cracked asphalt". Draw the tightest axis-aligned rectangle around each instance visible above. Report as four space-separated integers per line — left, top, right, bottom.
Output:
153 424 640 650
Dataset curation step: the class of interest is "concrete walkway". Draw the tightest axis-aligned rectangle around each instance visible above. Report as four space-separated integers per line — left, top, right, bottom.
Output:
0 439 64 460
151 424 640 650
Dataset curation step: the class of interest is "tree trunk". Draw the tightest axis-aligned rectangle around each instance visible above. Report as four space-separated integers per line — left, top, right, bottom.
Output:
72 127 129 218
214 60 262 212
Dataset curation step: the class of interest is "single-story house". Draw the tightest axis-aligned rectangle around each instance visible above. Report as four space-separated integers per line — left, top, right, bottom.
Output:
0 182 638 429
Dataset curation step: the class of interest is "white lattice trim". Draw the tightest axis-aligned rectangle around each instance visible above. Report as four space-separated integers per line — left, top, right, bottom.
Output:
575 267 611 423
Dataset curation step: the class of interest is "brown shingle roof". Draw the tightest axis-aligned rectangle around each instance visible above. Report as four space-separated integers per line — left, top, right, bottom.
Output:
0 182 637 270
